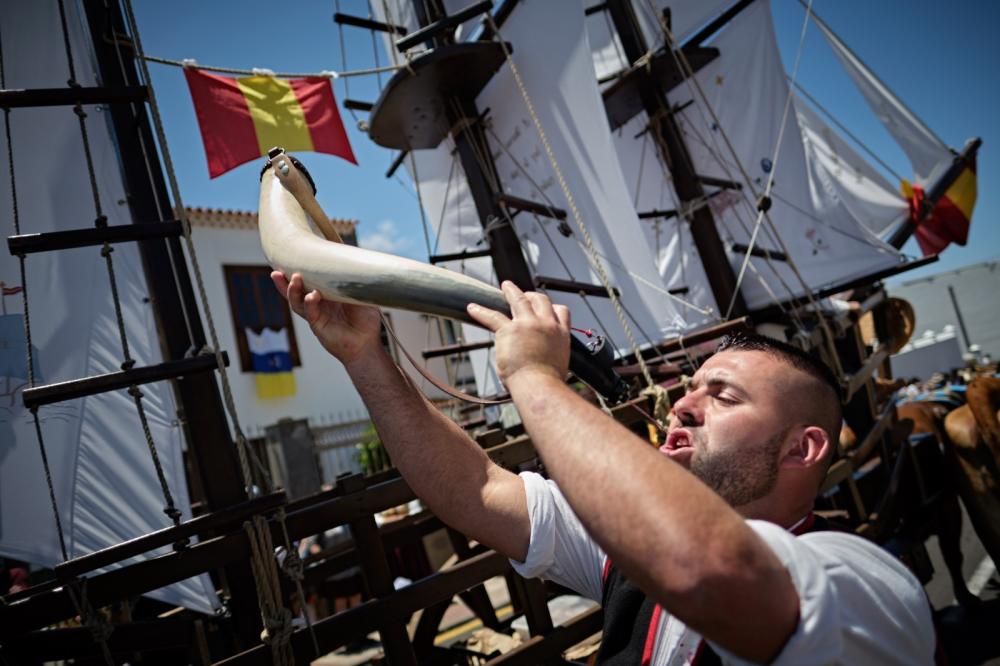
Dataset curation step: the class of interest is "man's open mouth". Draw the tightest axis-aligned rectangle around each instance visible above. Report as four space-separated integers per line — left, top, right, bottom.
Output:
661 429 693 453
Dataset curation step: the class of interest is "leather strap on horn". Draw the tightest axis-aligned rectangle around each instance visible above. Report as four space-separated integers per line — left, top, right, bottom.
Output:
380 313 511 406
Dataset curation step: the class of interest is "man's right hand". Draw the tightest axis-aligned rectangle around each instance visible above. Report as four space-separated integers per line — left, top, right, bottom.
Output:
271 271 382 366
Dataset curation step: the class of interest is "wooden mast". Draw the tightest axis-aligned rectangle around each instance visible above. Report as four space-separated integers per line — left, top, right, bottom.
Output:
603 0 752 318
408 0 535 292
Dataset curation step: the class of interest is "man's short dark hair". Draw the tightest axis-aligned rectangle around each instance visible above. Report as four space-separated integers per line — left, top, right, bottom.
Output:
716 331 842 404
716 331 843 475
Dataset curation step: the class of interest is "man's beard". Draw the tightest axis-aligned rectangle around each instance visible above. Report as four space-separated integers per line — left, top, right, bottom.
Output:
688 428 787 507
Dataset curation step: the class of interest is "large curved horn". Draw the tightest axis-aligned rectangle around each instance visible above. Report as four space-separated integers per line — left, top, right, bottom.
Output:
257 151 629 404
258 161 508 323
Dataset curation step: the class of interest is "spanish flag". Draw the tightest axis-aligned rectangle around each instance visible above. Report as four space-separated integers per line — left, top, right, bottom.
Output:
185 68 357 178
901 156 977 256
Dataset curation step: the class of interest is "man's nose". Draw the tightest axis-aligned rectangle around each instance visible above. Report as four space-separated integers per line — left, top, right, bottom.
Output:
671 390 703 427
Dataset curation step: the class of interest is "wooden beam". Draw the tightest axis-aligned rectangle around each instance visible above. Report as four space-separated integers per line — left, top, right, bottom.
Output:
533 276 619 298
8 220 184 255
55 491 285 579
333 13 407 35
3 618 193 661
217 551 511 665
496 192 567 220
396 0 492 51
422 340 494 359
849 404 896 467
0 85 147 108
23 352 228 409
845 347 889 401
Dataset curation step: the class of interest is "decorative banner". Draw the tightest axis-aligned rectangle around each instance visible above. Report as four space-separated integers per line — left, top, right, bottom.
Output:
185 68 357 178
245 327 296 398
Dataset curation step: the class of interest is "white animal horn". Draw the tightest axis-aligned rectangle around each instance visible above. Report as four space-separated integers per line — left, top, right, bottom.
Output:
257 158 509 324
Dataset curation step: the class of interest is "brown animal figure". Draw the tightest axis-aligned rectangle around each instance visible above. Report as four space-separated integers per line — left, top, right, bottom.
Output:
944 377 1000 571
896 401 982 608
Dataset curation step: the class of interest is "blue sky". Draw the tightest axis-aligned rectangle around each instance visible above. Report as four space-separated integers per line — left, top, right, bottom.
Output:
133 0 998 285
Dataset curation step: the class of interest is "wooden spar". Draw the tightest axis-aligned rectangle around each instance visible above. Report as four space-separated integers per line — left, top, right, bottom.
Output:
749 254 938 321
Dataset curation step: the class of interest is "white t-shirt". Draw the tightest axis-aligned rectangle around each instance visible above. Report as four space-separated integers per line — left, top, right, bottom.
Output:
510 472 935 665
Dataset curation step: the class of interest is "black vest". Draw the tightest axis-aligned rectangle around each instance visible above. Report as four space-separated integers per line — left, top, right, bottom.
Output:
595 514 831 666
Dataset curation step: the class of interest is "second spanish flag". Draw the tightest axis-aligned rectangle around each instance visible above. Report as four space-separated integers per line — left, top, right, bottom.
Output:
185 68 357 178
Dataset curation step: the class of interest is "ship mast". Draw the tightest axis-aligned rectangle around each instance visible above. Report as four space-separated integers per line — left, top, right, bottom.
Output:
602 0 752 318
405 0 535 291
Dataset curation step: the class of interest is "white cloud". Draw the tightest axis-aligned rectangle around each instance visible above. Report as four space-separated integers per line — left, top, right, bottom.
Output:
359 219 409 254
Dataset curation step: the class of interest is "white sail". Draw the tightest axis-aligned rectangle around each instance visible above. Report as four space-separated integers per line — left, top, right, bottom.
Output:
813 10 951 184
610 110 720 327
373 0 687 398
610 0 903 312
794 92 909 239
0 0 217 614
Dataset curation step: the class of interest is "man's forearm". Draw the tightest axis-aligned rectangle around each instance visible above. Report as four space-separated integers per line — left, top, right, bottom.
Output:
343 345 529 561
506 371 797 662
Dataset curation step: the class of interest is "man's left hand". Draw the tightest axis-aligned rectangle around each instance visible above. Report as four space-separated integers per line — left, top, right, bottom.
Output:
466 281 571 386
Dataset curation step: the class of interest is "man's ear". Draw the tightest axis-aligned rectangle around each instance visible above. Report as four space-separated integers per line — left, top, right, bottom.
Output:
781 426 831 470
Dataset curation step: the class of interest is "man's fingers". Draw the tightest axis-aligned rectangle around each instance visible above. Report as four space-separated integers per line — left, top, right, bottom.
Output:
271 271 290 298
554 304 571 330
303 289 325 324
525 291 557 322
501 281 535 320
467 302 511 332
280 273 313 318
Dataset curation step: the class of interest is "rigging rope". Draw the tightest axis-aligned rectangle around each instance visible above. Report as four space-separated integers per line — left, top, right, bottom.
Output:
57 0 184 532
140 54 408 79
0 27 70 564
245 516 294 666
66 579 115 666
477 114 677 354
667 118 811 328
431 151 459 255
335 0 362 125
107 31 199 352
640 3 812 310
726 0 828 320
403 151 462 388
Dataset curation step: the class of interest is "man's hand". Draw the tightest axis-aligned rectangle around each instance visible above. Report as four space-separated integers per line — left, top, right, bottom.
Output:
466 281 571 386
271 271 381 366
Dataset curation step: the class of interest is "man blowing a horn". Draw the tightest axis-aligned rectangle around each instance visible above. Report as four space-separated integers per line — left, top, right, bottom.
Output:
274 274 935 665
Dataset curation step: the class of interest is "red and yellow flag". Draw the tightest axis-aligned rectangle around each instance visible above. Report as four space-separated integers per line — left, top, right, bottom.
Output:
901 156 977 256
185 68 357 178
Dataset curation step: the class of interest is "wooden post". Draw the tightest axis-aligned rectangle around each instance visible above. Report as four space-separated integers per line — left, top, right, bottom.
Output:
339 474 418 665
